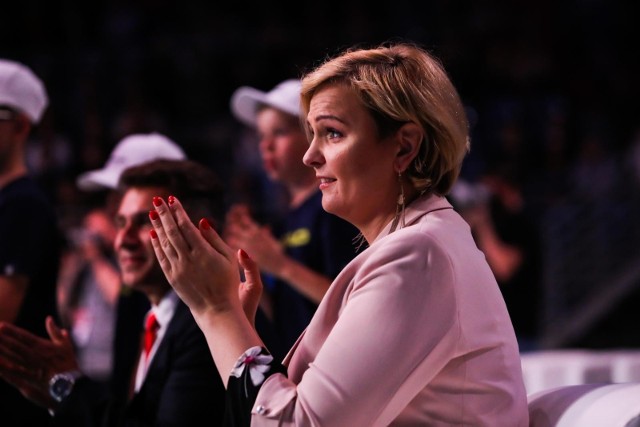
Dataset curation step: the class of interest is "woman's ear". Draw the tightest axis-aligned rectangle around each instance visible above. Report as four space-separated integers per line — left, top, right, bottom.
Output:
394 122 423 173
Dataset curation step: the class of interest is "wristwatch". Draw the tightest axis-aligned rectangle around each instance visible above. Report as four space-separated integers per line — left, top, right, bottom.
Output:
48 370 83 402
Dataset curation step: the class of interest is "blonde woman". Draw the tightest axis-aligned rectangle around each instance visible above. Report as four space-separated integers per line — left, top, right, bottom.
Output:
149 42 529 426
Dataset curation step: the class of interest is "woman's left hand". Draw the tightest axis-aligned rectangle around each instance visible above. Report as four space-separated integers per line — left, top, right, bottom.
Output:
149 196 242 317
149 196 267 380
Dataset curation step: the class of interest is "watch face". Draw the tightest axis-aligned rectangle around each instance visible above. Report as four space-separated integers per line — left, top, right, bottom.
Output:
52 377 73 396
49 372 78 402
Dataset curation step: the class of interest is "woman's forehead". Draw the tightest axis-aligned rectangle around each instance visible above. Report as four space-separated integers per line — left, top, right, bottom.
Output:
309 85 360 120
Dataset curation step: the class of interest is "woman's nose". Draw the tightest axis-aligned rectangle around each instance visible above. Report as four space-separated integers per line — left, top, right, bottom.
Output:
303 140 321 167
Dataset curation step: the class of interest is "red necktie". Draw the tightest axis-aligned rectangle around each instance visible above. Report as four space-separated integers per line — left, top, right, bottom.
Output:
143 313 160 360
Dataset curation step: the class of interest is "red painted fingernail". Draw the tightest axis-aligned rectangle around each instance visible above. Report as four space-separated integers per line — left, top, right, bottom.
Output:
150 229 158 239
239 248 251 260
149 210 159 220
199 218 210 230
168 195 176 205
153 196 163 207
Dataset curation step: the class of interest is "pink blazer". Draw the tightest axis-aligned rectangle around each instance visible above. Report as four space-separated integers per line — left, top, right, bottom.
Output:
252 194 529 426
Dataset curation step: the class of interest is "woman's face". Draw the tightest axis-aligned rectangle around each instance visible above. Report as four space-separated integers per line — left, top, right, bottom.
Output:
303 84 399 233
255 107 312 186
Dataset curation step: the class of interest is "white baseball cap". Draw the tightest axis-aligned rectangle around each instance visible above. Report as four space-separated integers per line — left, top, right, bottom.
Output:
230 79 301 127
76 132 187 191
0 59 48 124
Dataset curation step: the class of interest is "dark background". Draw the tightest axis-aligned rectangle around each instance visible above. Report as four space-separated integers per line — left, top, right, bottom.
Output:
2 1 637 164
1 0 639 348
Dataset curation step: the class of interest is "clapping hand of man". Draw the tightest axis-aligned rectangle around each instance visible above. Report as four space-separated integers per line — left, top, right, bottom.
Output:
0 316 79 410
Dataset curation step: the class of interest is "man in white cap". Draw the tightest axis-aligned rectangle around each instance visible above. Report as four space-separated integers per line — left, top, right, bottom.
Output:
76 132 187 191
0 58 62 426
57 132 187 401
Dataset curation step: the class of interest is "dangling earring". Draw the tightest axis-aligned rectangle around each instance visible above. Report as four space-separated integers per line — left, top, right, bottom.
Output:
351 232 367 253
389 171 406 233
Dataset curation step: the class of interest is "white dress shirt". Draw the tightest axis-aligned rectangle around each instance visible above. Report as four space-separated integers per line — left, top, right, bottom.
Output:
133 290 179 392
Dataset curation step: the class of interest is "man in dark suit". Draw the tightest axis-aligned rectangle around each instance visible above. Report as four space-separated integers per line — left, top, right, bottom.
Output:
0 159 226 426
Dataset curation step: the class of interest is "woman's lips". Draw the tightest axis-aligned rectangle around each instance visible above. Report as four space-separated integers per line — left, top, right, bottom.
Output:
318 177 336 189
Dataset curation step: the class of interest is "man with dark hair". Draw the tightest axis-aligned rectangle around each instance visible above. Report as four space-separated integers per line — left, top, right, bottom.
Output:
0 159 226 426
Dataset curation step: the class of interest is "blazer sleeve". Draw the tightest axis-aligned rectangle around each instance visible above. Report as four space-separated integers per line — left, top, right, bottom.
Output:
224 347 287 427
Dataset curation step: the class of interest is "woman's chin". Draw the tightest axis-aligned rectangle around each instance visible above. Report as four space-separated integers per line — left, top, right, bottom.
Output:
320 198 343 218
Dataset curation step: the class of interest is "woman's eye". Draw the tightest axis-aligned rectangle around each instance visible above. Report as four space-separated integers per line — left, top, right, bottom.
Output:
327 129 341 139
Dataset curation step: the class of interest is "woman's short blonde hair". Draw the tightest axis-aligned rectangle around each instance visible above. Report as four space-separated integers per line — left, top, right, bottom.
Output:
300 42 470 196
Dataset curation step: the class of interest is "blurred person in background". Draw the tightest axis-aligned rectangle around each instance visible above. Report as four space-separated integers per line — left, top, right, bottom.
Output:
225 79 361 362
0 58 62 426
450 164 543 352
57 207 120 385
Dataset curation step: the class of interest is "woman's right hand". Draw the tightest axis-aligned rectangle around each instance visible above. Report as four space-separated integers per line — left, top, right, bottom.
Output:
237 249 263 328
